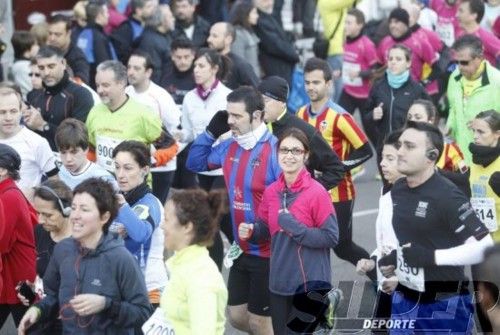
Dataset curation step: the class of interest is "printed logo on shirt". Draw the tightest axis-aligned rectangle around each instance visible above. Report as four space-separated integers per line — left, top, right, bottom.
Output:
251 158 261 168
91 279 102 287
229 156 239 163
234 187 242 200
414 201 428 218
320 120 328 132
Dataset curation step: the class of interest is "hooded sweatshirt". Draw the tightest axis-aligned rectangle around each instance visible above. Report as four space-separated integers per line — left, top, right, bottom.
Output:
36 233 152 334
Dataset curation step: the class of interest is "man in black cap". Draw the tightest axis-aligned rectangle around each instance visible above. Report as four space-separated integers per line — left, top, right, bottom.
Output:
377 7 439 91
258 76 344 191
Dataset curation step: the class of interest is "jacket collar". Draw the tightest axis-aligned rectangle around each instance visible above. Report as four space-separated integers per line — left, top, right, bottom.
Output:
277 168 312 192
453 61 491 87
43 71 70 95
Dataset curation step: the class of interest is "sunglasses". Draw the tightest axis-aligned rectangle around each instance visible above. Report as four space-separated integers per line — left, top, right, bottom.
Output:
28 73 41 77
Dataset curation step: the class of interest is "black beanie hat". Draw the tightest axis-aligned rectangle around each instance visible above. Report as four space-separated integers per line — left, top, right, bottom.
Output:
0 144 21 172
389 8 410 26
258 76 289 103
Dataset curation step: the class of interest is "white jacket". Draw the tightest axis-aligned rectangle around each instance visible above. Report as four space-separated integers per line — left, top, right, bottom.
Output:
180 83 231 176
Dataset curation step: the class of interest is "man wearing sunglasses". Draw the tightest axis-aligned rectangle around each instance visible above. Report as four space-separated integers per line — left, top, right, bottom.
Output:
446 34 500 164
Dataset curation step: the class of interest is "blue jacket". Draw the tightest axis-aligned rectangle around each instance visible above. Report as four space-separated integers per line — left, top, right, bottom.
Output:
36 234 152 334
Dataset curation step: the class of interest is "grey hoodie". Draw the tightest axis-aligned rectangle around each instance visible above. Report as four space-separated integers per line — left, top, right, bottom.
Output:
36 233 152 334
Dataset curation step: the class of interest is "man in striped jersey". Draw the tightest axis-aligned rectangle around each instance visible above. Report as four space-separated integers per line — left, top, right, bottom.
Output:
298 57 375 280
187 86 279 335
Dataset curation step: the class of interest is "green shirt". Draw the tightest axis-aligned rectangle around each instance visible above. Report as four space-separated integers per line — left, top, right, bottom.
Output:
86 97 162 171
160 244 227 335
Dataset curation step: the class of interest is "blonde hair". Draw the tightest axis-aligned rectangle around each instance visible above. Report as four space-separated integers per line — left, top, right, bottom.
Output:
73 1 88 26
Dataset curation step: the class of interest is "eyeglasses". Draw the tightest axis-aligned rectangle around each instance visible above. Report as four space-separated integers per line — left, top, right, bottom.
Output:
28 73 41 77
278 147 305 156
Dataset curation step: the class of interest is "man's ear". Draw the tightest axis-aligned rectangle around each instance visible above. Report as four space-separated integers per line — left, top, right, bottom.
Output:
253 110 263 121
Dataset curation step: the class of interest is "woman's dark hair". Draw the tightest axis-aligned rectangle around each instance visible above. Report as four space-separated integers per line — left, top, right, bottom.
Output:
475 110 500 132
34 179 73 215
410 99 437 121
277 127 310 154
170 189 228 246
230 1 255 30
73 178 119 233
389 44 412 62
195 48 231 81
112 140 151 168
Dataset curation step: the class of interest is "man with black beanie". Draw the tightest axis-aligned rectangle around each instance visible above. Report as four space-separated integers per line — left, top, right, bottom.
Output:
258 76 344 191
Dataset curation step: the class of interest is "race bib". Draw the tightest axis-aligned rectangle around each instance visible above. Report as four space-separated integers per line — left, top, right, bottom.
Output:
142 308 176 335
396 246 425 292
436 21 454 47
223 241 243 269
342 62 363 87
96 135 122 171
471 197 498 232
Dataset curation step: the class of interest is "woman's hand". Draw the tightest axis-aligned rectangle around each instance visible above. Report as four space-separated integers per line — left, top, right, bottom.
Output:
18 307 40 334
373 103 384 120
238 223 254 240
70 294 106 316
356 258 375 275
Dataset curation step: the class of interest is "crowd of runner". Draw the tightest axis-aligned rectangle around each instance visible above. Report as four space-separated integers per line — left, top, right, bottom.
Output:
0 0 499 334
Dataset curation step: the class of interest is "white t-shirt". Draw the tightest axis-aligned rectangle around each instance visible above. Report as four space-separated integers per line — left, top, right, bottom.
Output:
58 161 118 190
125 82 181 172
0 127 57 192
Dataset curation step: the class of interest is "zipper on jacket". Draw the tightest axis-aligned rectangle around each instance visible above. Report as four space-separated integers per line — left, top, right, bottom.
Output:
297 245 308 292
389 88 395 133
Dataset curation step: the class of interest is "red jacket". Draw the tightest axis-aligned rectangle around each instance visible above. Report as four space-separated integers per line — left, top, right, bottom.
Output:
0 199 4 294
0 178 37 304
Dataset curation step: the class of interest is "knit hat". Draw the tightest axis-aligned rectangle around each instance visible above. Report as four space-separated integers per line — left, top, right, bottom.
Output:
258 76 289 102
0 144 21 172
389 8 410 26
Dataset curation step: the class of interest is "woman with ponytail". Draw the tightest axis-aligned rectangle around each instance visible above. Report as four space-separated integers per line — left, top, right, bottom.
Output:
160 189 228 335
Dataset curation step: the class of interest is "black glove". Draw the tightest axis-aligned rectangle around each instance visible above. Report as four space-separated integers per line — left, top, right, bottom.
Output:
378 249 397 268
206 110 229 139
402 244 435 267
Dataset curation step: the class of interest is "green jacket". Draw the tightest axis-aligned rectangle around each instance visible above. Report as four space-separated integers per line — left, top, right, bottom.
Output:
318 0 356 55
446 62 500 164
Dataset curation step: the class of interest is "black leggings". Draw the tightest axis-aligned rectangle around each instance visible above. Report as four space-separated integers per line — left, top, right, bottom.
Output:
270 289 330 334
333 200 376 282
151 171 174 205
0 303 29 328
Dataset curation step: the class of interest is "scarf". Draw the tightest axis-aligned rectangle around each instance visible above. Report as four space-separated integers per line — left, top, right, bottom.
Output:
123 182 151 205
469 143 500 167
196 79 219 101
234 123 267 150
387 69 410 89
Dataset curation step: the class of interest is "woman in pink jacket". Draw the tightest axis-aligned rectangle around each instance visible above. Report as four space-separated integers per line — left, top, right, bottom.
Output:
239 128 340 334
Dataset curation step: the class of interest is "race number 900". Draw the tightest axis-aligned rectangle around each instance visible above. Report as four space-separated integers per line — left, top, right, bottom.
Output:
97 144 114 158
